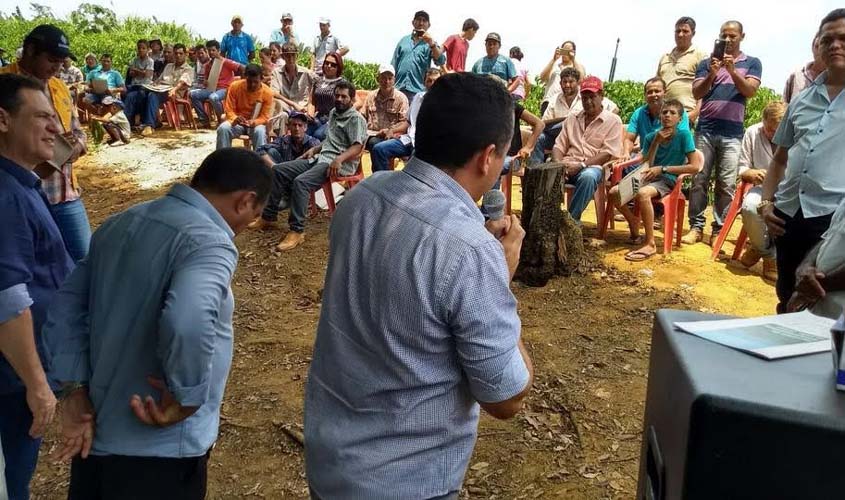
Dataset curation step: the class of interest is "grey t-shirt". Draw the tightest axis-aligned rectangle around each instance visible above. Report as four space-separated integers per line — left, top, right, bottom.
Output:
129 56 154 85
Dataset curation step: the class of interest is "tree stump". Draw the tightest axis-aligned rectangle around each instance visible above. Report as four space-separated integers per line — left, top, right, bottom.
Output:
515 162 586 287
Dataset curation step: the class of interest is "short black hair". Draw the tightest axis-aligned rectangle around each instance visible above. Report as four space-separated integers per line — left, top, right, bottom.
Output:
194 44 206 52
244 64 262 78
136 39 149 49
675 16 696 31
269 41 282 50
149 39 162 49
662 99 684 113
560 67 580 81
259 47 272 57
425 67 441 79
415 72 513 170
100 53 112 60
0 74 45 115
509 46 523 60
206 40 220 50
462 18 479 32
561 40 577 51
190 148 272 204
723 20 744 33
173 43 186 53
645 77 666 90
820 9 845 31
334 79 356 98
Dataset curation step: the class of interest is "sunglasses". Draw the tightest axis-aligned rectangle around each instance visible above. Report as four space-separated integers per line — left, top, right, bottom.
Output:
324 61 338 67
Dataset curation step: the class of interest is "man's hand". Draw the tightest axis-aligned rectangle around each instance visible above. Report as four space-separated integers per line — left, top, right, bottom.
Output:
788 265 827 312
328 159 342 178
723 54 736 75
564 161 582 178
741 168 766 185
485 214 512 240
245 119 256 128
421 32 434 45
300 147 316 160
377 128 390 139
232 116 246 127
294 103 308 113
65 133 85 163
554 47 563 59
130 377 198 427
762 204 786 239
516 146 532 160
55 388 95 461
654 128 673 145
26 379 56 438
282 24 292 35
708 57 722 76
500 214 526 280
642 166 661 183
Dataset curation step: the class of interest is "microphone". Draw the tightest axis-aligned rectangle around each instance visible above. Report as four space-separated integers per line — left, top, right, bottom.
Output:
482 190 506 221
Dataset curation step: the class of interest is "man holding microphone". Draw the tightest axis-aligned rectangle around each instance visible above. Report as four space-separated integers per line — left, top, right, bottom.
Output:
305 72 533 499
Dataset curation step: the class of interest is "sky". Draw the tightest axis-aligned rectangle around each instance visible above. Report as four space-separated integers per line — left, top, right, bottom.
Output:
3 0 840 90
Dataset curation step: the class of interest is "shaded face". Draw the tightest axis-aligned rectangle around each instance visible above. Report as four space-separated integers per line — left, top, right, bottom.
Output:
319 23 330 36
580 90 602 115
208 46 220 58
424 72 441 89
63 57 72 69
270 46 281 59
0 88 61 165
378 72 395 90
197 48 209 62
282 19 293 28
762 116 781 140
323 56 339 77
660 106 681 127
412 17 430 32
485 39 500 57
334 88 352 112
819 18 845 71
85 55 97 68
288 119 306 139
259 52 272 65
26 48 64 80
561 42 575 61
720 23 744 54
150 42 162 53
645 81 665 105
465 28 477 41
174 48 186 65
560 76 579 97
674 23 694 47
232 20 243 32
164 47 174 63
100 57 112 71
282 52 297 66
246 74 261 91
137 43 148 58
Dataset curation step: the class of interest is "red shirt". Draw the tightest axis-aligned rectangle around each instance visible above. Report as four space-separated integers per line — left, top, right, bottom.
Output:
443 35 469 72
203 57 241 89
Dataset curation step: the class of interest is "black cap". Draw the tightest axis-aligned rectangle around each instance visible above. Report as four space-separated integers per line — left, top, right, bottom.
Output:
413 10 430 22
24 24 76 61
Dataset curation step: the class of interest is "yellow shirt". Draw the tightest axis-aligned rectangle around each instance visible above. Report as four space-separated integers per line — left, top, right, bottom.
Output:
656 46 708 112
1 62 74 132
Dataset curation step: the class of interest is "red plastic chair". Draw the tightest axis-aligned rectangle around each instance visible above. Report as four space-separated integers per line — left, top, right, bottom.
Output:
710 181 752 260
320 151 366 215
598 155 643 239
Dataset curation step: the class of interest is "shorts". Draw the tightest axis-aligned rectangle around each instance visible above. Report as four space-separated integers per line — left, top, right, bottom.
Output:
644 176 676 197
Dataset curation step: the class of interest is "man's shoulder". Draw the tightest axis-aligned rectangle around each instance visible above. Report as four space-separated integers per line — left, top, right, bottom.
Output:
600 109 623 125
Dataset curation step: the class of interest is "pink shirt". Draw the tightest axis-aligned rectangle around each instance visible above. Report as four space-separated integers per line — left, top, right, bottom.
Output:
553 110 623 164
443 35 469 72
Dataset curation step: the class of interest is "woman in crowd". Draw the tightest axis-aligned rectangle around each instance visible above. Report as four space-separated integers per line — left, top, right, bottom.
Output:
307 51 344 140
538 40 586 115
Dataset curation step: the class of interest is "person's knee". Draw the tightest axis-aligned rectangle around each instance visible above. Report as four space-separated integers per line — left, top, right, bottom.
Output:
579 168 602 187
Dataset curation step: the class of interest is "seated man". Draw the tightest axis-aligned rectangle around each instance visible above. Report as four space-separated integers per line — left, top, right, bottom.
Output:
83 53 125 112
216 64 273 150
363 64 408 152
531 67 582 165
736 100 786 280
621 77 691 159
248 80 366 251
189 39 242 127
125 43 194 136
371 68 440 172
256 111 320 167
610 100 701 260
270 43 317 135
551 76 622 223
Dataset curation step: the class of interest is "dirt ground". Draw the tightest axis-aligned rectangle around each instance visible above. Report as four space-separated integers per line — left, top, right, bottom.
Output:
30 131 776 499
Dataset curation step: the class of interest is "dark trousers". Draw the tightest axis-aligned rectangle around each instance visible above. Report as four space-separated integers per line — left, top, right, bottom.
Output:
0 392 41 500
261 159 330 232
69 452 209 500
773 207 834 313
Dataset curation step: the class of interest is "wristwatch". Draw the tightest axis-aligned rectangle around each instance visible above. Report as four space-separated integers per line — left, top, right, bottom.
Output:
757 199 774 215
661 166 668 174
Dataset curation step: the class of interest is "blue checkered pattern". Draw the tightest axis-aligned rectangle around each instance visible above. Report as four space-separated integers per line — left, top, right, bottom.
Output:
304 157 530 499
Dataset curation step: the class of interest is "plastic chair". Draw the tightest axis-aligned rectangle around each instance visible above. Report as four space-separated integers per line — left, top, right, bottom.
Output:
170 96 197 130
710 180 753 260
563 161 614 229
501 171 514 215
320 162 365 215
598 155 643 239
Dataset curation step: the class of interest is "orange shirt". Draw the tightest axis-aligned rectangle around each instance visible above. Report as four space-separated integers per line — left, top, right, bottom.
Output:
223 80 274 126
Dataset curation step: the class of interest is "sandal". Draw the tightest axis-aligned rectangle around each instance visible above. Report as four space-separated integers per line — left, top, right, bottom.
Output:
625 249 657 261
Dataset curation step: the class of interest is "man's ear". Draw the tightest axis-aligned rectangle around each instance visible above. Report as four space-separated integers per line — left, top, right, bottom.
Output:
235 190 259 214
476 143 499 177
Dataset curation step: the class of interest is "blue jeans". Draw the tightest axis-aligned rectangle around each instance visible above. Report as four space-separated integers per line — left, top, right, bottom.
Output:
261 159 329 233
371 138 413 172
306 115 330 141
50 198 91 262
189 88 227 123
125 89 167 127
689 132 742 232
0 392 42 500
216 122 267 150
529 122 563 165
567 166 604 222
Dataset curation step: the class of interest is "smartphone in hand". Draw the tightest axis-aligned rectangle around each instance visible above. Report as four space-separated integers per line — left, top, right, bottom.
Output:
712 39 727 60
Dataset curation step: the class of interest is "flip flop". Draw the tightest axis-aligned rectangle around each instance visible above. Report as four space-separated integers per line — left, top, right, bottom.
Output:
625 249 657 261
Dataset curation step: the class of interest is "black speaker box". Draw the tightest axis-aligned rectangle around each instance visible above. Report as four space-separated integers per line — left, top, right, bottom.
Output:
637 309 845 500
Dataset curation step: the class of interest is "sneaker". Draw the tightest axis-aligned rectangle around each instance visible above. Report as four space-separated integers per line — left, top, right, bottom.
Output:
681 228 703 245
739 247 762 268
762 257 778 282
276 231 305 251
141 126 153 137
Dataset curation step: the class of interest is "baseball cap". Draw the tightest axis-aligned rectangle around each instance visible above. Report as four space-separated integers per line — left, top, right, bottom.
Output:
413 10 430 22
378 63 395 76
281 13 293 21
485 32 502 44
288 111 308 122
231 14 243 23
318 17 330 25
24 24 76 61
101 96 124 108
580 75 603 93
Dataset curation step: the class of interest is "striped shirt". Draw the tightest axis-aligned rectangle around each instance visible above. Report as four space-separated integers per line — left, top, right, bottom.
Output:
694 52 762 139
304 158 529 498
313 77 340 118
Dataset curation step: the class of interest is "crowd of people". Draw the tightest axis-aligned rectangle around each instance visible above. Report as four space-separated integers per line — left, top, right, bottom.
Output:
1 7 844 500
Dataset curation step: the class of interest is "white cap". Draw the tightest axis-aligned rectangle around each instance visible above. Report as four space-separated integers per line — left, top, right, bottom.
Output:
378 63 395 76
318 17 330 24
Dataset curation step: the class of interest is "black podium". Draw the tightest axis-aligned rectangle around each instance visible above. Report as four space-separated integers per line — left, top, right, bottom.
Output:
637 309 845 500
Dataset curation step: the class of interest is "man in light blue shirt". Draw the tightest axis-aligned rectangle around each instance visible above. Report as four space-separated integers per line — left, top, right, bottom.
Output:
391 10 446 103
270 13 296 45
221 14 255 65
471 32 517 84
44 148 271 498
305 72 534 499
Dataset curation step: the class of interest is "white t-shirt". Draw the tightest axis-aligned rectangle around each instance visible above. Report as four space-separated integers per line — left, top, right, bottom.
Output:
812 199 845 319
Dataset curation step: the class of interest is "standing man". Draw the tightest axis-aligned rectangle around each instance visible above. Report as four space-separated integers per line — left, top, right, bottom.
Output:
783 35 827 103
442 18 479 72
270 13 297 45
0 74 73 500
1 24 91 263
312 17 348 75
216 64 273 150
304 71 533 499
221 15 255 65
391 11 446 103
683 20 761 245
362 64 409 152
44 149 271 499
471 33 517 84
761 9 845 314
656 16 708 124
248 80 366 252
